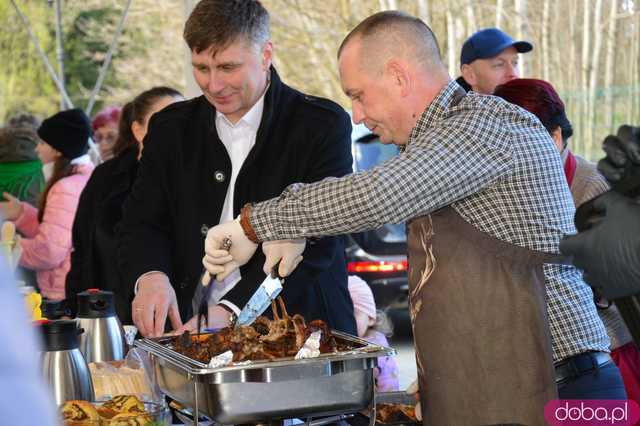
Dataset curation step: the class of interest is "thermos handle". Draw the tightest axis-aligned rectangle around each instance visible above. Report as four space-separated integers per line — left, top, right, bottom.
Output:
90 300 108 311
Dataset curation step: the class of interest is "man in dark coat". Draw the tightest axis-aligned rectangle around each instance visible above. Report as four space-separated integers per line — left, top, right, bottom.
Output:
117 0 356 337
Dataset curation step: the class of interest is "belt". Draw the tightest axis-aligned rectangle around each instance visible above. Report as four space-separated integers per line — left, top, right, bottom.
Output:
554 351 613 384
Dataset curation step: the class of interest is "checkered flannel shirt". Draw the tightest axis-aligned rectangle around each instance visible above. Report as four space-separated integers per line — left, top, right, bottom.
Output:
251 79 610 362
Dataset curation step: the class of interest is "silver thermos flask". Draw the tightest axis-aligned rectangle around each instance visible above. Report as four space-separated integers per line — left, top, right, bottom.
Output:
39 319 95 405
76 289 126 363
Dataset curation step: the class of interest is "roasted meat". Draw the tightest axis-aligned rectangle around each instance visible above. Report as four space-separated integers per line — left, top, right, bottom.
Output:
376 403 418 424
260 298 308 358
172 296 350 363
306 319 338 353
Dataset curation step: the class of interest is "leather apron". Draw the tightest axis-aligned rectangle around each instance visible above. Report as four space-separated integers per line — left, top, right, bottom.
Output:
407 207 557 426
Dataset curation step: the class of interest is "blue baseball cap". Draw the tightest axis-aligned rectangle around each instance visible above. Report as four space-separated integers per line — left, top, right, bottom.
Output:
460 28 533 66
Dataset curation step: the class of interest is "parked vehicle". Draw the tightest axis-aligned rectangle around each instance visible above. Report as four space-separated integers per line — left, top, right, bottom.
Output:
346 125 408 311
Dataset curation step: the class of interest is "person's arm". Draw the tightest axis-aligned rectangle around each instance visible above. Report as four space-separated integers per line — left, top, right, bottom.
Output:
13 202 39 238
18 182 76 270
117 116 181 337
219 108 353 309
561 126 640 298
560 191 640 299
598 125 640 184
293 108 353 272
250 124 512 241
25 170 45 207
203 121 514 279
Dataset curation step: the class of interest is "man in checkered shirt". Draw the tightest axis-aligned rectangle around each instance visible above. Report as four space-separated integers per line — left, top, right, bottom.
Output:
202 10 624 424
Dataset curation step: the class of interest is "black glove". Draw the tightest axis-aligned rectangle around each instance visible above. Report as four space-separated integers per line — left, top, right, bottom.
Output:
598 125 640 184
576 125 640 231
560 191 640 299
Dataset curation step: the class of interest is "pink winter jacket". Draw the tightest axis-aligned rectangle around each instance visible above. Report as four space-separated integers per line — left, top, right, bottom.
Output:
15 164 94 300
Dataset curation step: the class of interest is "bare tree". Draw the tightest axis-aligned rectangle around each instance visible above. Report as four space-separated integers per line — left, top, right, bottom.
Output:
580 0 591 148
541 0 551 81
446 8 457 77
515 0 528 75
416 0 430 23
603 0 618 133
630 12 640 123
379 0 397 10
465 0 477 32
496 0 504 28
587 0 604 156
5 0 639 161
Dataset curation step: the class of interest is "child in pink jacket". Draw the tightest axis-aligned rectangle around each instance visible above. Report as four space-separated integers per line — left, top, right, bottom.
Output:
0 109 94 300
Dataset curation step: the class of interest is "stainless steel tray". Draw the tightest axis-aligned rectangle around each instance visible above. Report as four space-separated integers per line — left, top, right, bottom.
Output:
135 331 395 424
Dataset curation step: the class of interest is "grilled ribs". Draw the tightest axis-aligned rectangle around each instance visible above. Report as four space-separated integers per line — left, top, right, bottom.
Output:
173 297 343 363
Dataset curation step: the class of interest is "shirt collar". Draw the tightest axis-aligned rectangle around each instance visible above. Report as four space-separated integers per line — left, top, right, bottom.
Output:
215 83 268 132
408 79 467 145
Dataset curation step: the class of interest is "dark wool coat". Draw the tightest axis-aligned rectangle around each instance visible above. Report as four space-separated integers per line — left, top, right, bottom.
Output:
117 69 356 333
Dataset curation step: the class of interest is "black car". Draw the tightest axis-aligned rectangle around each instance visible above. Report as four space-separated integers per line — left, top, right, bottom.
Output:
346 127 408 311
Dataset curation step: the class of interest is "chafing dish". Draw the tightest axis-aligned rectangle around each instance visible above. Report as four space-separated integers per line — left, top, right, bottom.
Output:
135 331 395 424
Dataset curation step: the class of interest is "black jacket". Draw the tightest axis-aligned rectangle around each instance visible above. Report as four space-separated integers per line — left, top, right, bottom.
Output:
66 147 139 323
117 69 356 333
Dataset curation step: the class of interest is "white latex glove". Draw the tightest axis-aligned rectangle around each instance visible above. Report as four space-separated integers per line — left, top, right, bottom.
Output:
406 379 422 421
203 218 258 281
262 239 305 277
131 272 183 337
0 192 23 221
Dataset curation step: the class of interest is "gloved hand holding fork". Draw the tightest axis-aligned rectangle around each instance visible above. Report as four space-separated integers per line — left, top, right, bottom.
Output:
202 218 306 281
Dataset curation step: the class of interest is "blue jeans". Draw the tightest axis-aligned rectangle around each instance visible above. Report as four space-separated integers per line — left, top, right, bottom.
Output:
557 360 628 399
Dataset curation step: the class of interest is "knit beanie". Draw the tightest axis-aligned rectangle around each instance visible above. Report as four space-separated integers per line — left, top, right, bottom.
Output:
37 108 91 160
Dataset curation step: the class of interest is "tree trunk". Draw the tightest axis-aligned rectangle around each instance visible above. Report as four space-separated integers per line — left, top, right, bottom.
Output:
581 0 591 152
515 0 528 76
495 0 504 28
416 0 430 23
630 13 640 124
587 0 604 158
568 0 584 154
465 0 476 32
446 9 456 77
541 0 551 82
379 0 397 10
551 0 563 87
603 0 618 134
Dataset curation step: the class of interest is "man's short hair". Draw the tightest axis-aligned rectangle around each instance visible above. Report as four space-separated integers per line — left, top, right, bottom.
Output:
184 0 270 53
338 11 442 72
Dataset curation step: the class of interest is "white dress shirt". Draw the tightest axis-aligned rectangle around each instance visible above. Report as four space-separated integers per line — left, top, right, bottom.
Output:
209 91 266 312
